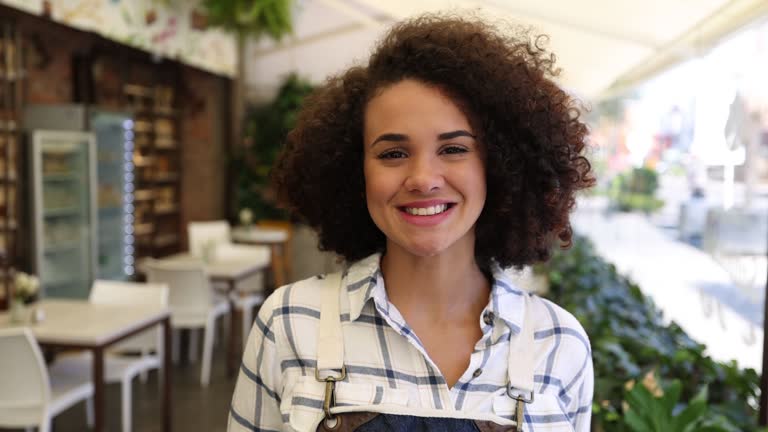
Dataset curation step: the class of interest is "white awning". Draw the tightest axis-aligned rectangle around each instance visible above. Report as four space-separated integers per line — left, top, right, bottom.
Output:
245 0 768 101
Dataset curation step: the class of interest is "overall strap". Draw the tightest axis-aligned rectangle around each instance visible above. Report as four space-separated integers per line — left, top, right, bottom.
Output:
507 294 536 393
315 272 346 426
317 272 345 372
507 294 537 430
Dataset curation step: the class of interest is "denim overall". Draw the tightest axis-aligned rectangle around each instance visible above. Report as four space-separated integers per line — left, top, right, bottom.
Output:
304 273 537 432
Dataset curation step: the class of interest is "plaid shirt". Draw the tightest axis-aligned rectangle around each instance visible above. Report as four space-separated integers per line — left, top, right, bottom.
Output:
229 254 593 431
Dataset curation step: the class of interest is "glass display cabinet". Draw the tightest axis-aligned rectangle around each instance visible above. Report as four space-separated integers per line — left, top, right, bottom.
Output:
30 130 97 299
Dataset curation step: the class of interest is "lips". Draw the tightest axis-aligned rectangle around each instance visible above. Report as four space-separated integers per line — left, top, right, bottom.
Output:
397 200 457 226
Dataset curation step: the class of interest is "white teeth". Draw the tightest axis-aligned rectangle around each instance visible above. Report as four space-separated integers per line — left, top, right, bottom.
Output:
404 204 449 216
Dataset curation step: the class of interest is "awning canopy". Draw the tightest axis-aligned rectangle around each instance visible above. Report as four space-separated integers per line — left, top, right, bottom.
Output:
245 0 768 102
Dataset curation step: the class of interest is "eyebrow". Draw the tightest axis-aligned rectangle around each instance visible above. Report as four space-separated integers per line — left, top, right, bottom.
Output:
370 130 476 147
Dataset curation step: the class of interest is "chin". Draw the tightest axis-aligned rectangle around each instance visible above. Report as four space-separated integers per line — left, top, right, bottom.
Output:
399 239 453 258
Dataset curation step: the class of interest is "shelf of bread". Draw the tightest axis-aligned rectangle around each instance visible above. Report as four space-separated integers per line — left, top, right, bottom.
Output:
154 203 178 215
133 189 154 201
154 137 177 150
134 222 155 237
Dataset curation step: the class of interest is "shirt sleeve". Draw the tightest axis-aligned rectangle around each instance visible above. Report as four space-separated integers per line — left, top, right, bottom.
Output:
228 293 284 432
571 351 594 432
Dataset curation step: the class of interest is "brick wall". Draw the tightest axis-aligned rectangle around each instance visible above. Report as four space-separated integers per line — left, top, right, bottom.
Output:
179 67 231 250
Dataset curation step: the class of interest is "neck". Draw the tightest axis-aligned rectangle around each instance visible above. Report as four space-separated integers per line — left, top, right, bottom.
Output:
380 240 490 325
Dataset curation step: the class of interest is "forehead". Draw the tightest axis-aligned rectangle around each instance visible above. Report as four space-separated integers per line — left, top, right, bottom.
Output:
363 80 472 136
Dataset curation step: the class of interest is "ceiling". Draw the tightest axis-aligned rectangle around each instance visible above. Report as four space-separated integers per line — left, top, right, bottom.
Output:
244 0 768 102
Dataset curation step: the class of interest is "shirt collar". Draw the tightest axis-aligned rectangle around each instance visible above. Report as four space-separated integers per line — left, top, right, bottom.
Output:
343 253 528 333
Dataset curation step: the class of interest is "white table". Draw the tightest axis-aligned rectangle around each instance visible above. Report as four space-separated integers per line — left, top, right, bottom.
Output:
0 299 172 432
138 251 270 376
231 226 290 287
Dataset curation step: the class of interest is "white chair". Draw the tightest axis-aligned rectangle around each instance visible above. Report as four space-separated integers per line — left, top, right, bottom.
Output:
0 327 94 432
188 220 270 345
50 280 168 432
144 258 230 387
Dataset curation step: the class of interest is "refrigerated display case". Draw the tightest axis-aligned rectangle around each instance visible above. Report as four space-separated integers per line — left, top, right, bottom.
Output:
30 130 97 299
23 105 135 281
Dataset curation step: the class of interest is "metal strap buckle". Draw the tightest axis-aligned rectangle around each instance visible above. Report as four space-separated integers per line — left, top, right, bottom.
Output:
507 387 534 429
315 366 347 429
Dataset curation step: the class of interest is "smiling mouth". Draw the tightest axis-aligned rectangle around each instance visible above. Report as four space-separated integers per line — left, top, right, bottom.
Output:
398 203 456 216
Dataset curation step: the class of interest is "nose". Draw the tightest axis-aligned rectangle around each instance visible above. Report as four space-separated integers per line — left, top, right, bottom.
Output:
404 155 444 193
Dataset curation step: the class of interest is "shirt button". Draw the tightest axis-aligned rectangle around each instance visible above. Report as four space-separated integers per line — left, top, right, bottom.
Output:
472 368 483 378
483 312 494 325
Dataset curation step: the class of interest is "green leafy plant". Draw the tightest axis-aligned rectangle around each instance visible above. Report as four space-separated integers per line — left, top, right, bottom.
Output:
541 237 764 431
610 167 664 213
151 0 294 39
623 375 738 432
201 0 294 39
234 73 314 220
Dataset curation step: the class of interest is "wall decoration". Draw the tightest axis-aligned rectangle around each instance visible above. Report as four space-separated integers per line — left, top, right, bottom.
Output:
1 0 236 77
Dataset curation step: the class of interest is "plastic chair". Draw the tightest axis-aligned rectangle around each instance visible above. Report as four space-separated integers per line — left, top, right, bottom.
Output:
144 258 230 387
50 280 168 432
188 220 270 345
187 220 231 259
0 327 94 432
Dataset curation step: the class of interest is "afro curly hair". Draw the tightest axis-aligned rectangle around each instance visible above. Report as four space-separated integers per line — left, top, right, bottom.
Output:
272 13 595 270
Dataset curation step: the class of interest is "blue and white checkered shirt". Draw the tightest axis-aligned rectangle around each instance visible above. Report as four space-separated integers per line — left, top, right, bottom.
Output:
229 253 593 431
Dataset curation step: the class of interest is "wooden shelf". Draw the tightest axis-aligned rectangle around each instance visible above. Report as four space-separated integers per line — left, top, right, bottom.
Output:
134 189 154 201
154 234 179 248
0 221 18 231
153 172 179 183
124 79 182 261
0 70 24 81
134 223 155 236
154 203 178 214
154 138 177 149
1 20 23 309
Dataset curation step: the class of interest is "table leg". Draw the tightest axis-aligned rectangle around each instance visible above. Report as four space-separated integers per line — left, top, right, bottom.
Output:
227 280 238 377
93 346 104 432
163 316 173 432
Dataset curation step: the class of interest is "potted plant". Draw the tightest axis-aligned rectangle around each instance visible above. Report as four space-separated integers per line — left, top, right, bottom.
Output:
234 73 314 221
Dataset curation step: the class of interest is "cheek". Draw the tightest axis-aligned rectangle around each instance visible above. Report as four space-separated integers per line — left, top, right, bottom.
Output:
459 164 487 204
364 164 399 204
363 164 389 212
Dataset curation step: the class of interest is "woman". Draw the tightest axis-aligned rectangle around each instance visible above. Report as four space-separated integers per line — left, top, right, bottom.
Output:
230 13 595 432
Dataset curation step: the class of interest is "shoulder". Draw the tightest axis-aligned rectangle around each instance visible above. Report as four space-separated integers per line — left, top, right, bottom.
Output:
528 295 590 345
257 270 351 334
527 294 592 376
260 273 334 319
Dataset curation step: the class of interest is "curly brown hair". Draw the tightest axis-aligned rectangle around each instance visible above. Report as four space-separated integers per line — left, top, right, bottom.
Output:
272 13 594 270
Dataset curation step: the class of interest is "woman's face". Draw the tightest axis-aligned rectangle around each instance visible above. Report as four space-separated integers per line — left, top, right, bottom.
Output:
363 79 486 258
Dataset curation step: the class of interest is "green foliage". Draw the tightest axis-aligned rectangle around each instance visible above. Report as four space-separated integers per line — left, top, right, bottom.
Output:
234 73 314 220
201 0 295 39
623 379 738 432
542 238 764 431
610 167 664 212
150 0 294 39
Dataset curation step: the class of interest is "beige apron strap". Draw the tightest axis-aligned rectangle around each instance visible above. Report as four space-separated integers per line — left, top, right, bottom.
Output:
317 272 345 372
507 295 536 429
507 294 536 393
315 272 346 427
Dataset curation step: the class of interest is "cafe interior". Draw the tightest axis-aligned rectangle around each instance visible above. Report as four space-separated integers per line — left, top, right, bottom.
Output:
1 0 767 431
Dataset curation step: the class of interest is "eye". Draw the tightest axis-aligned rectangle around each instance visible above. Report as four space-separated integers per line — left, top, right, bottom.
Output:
441 145 468 155
378 149 408 160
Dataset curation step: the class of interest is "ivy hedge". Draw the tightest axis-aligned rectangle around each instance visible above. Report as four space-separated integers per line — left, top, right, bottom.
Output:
541 237 764 431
